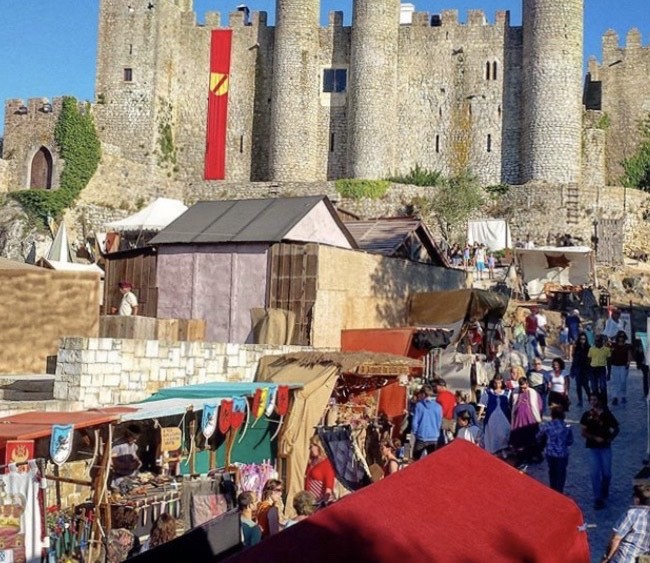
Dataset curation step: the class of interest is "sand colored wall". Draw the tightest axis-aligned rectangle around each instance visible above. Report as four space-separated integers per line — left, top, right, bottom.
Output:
312 246 467 348
0 269 100 374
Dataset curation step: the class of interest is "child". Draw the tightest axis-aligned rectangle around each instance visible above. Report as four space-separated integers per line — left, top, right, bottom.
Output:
487 252 496 280
455 411 482 445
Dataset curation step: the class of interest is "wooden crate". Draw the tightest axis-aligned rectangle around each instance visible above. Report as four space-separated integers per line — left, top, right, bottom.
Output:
99 316 157 340
177 319 207 342
156 319 180 342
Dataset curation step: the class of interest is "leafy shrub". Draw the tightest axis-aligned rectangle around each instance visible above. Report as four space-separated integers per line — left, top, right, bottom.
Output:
389 164 443 187
335 179 390 199
621 114 650 191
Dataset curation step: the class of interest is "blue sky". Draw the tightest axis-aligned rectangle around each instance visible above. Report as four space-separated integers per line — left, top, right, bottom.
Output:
0 0 648 136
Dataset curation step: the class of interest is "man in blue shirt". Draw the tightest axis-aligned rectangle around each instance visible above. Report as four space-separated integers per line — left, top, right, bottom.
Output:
411 385 442 460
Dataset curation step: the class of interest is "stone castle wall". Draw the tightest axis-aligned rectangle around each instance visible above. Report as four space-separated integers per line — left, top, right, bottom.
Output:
587 29 650 184
54 336 312 408
2 98 63 190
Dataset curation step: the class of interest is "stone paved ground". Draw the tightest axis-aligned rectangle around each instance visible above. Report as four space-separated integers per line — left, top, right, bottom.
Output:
526 364 648 562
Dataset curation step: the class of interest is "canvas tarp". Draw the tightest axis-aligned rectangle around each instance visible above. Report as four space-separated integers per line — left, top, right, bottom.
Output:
408 289 508 340
467 219 511 250
105 198 188 232
225 440 591 563
515 246 595 299
250 308 296 345
256 358 339 518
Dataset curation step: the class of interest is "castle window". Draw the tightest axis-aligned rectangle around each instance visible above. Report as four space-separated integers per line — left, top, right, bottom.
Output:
486 62 491 80
435 135 440 153
439 107 442 118
124 68 133 82
239 135 244 153
129 44 133 55
330 133 335 153
492 61 498 80
498 105 502 118
322 69 347 93
487 134 492 153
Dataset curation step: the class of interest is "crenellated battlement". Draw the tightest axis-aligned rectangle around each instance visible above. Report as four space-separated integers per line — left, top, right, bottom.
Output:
5 97 64 117
422 9 512 28
602 28 650 58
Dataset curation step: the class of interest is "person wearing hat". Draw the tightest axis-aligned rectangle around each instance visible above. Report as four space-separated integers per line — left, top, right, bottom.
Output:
117 281 138 316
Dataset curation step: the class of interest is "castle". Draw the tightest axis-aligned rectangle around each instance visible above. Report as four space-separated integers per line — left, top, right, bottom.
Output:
1 0 649 194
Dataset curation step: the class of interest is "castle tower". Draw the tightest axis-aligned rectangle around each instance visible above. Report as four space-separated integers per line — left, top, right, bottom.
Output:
347 0 400 179
521 0 584 184
268 0 321 181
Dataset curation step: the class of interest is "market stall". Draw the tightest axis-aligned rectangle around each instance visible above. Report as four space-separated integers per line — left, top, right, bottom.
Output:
255 351 423 517
408 288 509 393
0 408 131 563
110 382 302 534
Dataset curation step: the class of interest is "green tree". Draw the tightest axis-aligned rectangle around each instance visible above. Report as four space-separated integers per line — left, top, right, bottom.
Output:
430 171 484 241
621 114 650 191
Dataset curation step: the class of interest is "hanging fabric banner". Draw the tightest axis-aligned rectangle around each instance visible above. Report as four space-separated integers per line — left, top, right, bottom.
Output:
218 399 233 435
231 397 247 431
204 29 233 180
264 385 278 417
255 388 269 420
4 441 34 474
50 424 74 466
276 386 290 416
251 388 262 421
202 404 218 439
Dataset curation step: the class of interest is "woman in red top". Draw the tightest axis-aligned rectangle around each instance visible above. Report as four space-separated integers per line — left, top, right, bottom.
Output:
304 435 335 505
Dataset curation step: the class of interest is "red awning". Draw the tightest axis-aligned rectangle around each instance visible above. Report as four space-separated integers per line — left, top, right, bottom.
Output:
226 440 590 562
0 408 135 446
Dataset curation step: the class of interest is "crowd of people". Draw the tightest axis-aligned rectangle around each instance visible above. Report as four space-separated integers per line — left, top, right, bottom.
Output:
405 305 649 560
446 242 496 280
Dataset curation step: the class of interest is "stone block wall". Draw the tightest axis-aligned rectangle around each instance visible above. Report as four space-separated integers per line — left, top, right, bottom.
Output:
54 337 313 408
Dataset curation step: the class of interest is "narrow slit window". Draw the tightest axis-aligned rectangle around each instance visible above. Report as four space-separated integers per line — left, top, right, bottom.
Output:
498 105 502 118
492 61 498 80
330 133 335 153
487 134 492 152
124 68 133 82
486 61 491 80
239 135 244 153
129 44 133 55
435 135 440 153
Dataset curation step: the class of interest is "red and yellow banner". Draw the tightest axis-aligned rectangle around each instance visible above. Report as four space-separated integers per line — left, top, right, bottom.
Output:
204 30 232 180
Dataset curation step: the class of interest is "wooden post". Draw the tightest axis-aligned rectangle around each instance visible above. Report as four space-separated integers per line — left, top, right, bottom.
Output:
89 424 113 563
209 449 216 471
189 418 196 475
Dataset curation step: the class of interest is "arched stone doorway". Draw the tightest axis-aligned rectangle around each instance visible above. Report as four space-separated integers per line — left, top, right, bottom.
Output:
30 147 53 189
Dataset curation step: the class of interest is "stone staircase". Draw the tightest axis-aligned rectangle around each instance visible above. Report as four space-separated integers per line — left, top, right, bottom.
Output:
0 375 62 415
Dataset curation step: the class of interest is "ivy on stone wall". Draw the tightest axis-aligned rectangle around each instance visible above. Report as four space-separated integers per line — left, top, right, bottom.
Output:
11 96 101 224
621 114 650 192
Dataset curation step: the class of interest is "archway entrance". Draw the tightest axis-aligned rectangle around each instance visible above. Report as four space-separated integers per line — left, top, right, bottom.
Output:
30 147 53 189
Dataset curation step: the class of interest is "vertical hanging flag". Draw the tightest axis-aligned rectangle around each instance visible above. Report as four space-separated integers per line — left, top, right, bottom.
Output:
205 30 233 180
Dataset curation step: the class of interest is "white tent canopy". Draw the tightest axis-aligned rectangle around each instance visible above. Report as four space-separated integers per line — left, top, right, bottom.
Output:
119 397 224 422
515 246 595 299
105 198 188 233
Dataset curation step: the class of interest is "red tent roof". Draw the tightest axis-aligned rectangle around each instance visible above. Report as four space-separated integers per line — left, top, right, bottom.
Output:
0 408 134 447
229 440 590 563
